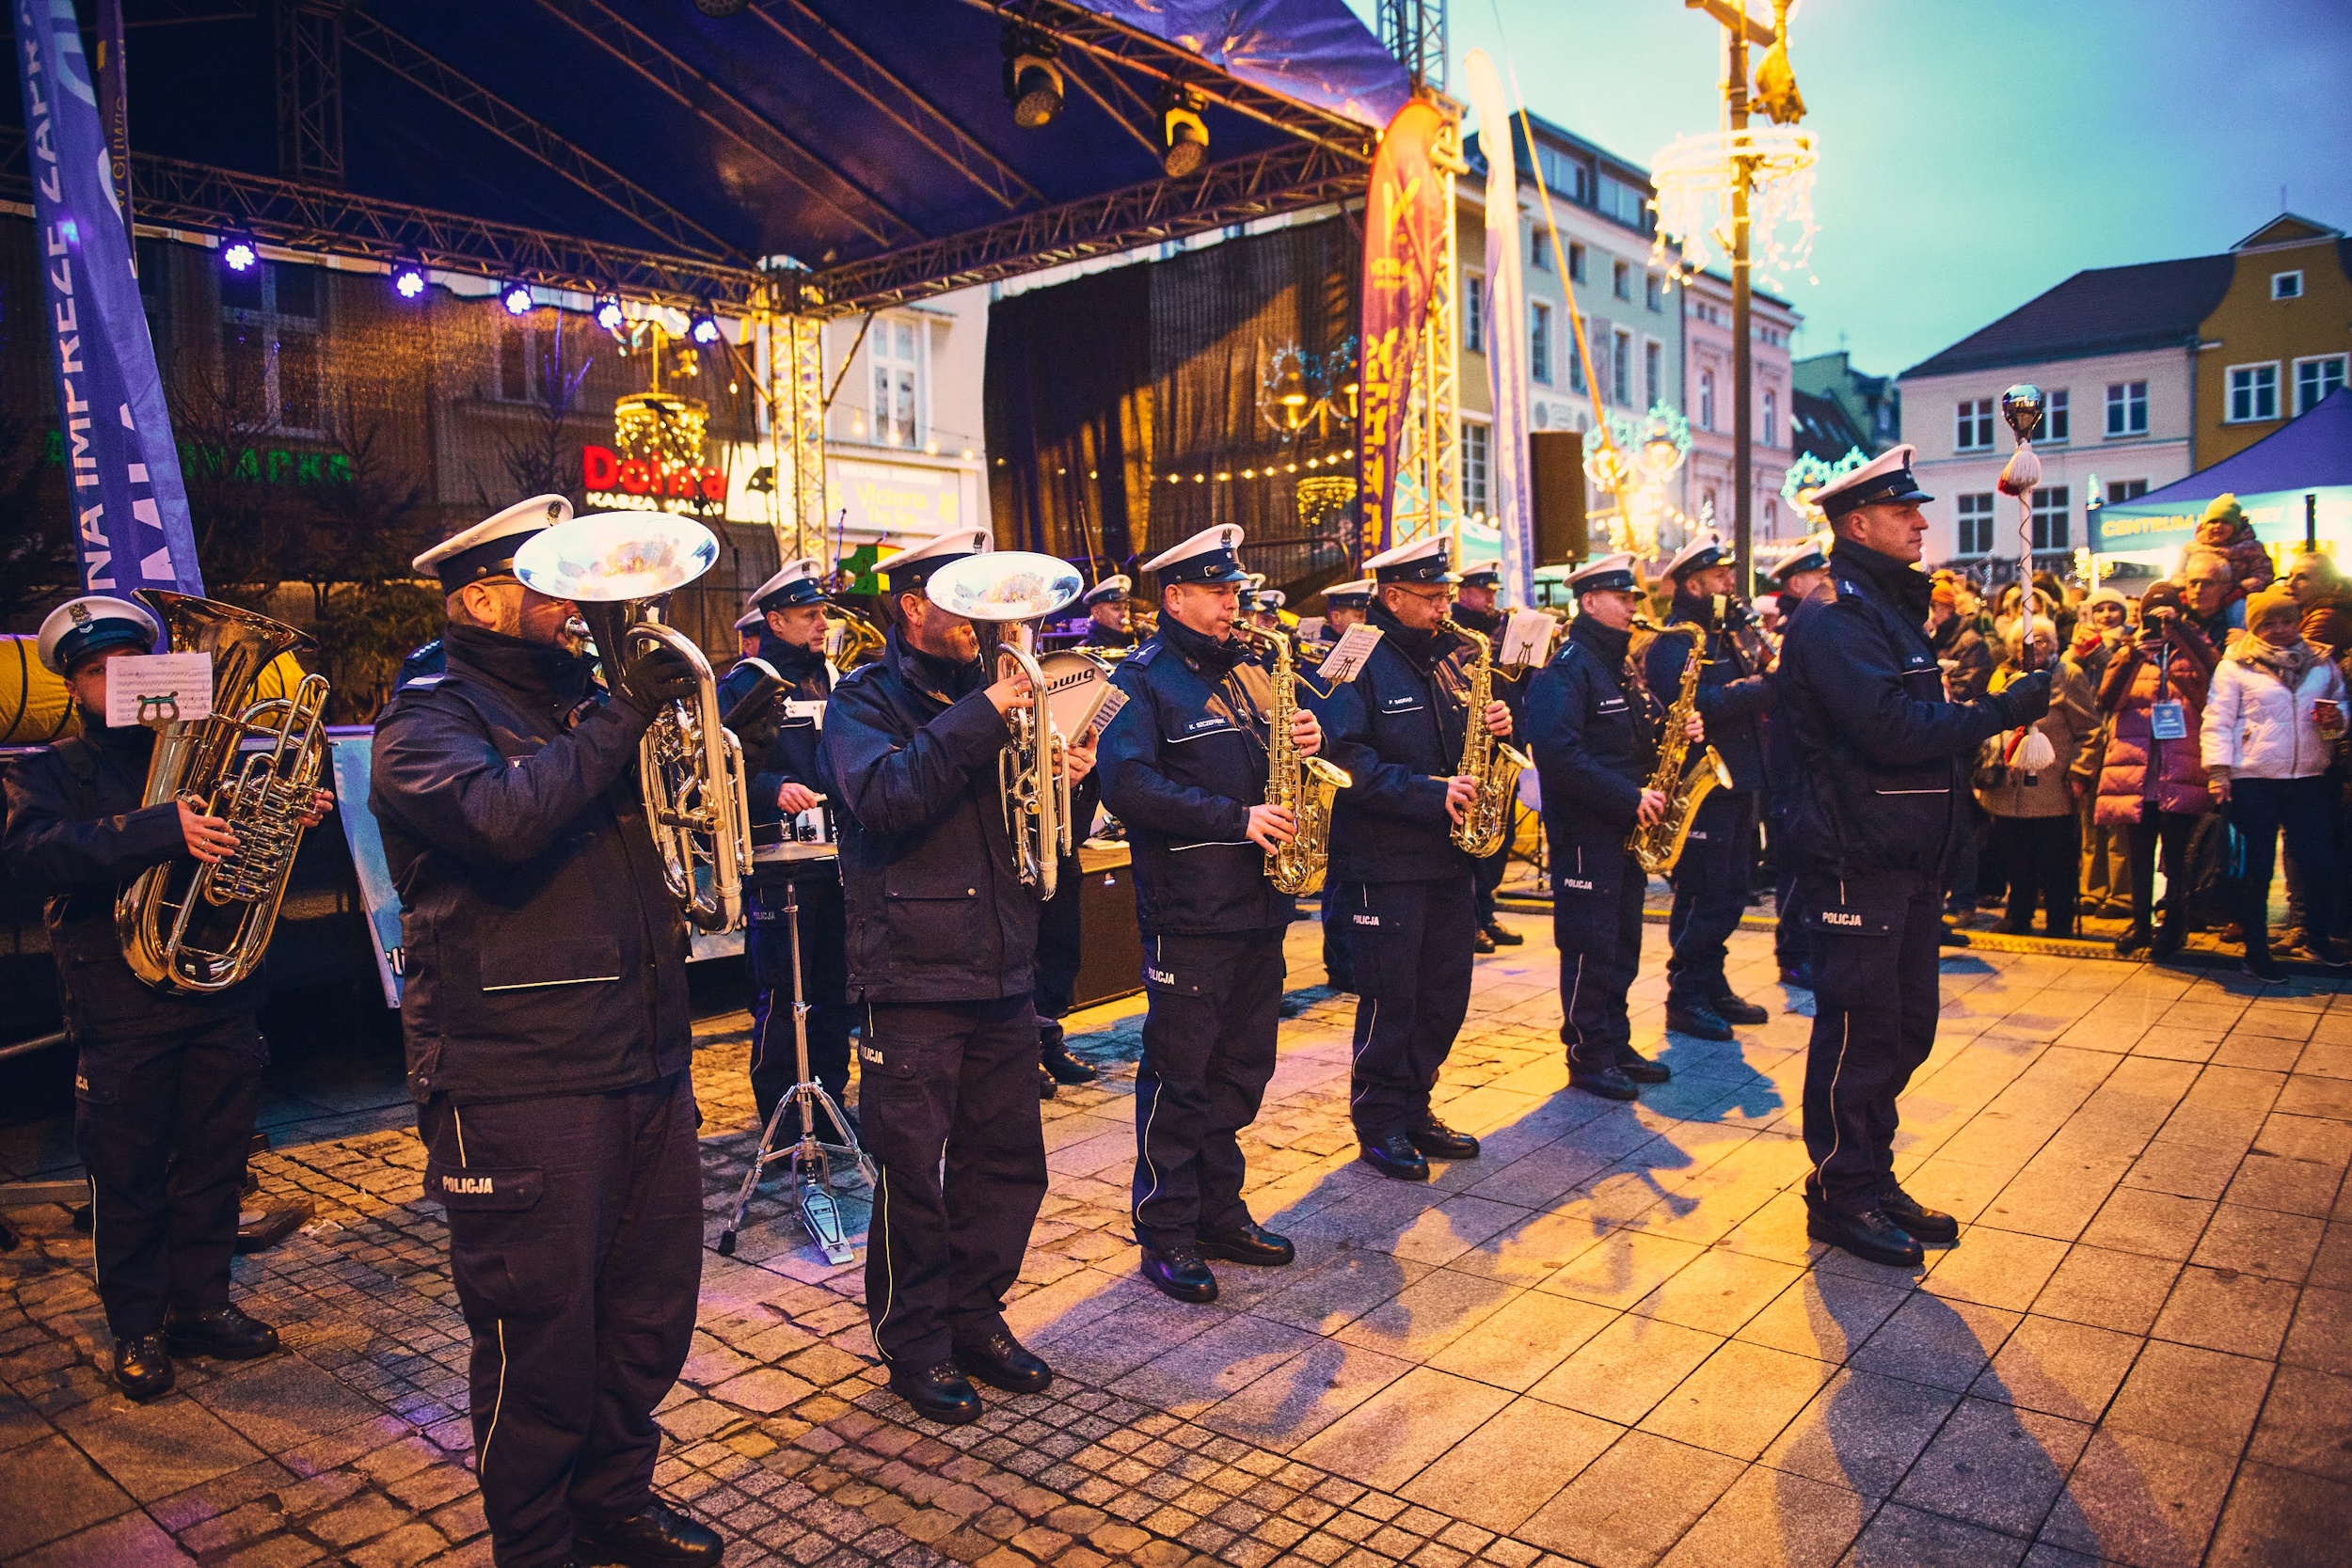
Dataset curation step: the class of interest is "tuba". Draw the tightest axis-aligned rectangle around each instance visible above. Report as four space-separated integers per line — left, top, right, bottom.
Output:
924 551 1085 900
118 593 332 992
515 514 752 935
1231 622 1349 894
1628 619 1734 875
1437 616 1533 859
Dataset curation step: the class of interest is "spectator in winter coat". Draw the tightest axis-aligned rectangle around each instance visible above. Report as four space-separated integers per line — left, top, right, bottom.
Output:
1928 582 1994 702
2070 587 2135 918
1976 618 2096 937
2090 582 2218 958
2181 546 2245 642
2282 551 2352 657
2202 588 2350 980
2191 495 2276 618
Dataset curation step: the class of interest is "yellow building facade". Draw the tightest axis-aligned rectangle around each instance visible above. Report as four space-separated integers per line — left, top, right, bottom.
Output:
2195 215 2352 464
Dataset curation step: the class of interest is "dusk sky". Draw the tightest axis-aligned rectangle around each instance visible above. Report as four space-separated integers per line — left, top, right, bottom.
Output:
1346 0 2352 379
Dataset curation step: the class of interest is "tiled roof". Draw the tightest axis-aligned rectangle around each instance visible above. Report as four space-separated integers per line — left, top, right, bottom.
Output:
1899 255 2235 381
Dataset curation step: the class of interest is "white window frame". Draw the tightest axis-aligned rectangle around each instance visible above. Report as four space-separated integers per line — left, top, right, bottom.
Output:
1567 242 1587 284
1463 271 1486 355
220 260 326 436
2105 380 2148 438
1698 368 1715 432
2294 354 2346 415
1644 338 1663 410
1461 419 1491 517
1531 230 1553 273
2040 387 2070 444
2031 486 2070 551
1611 327 1632 405
1955 492 1995 557
2272 270 2303 300
1645 273 1664 313
1529 301 1552 385
1955 398 1994 452
2105 480 2148 505
1761 388 1777 449
1612 260 1630 301
869 312 928 447
2226 361 2280 424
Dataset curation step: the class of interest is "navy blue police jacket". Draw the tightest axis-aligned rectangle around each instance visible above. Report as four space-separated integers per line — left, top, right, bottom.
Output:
1643 592 1773 793
1526 613 1661 882
1084 623 1136 653
3 718 264 1041
1098 617 1294 936
822 628 1037 1004
1777 540 2050 878
1303 601 1474 884
369 625 691 1104
715 633 832 831
1444 602 1530 727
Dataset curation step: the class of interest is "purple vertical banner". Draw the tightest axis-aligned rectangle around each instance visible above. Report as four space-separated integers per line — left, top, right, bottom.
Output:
1463 52 1533 608
14 0 203 600
1356 99 1445 564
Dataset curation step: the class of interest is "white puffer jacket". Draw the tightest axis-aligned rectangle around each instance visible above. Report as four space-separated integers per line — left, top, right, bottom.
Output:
2201 646 2346 781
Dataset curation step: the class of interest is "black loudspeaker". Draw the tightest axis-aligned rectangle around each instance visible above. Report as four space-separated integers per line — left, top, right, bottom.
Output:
1072 857 1146 1010
1529 432 1587 564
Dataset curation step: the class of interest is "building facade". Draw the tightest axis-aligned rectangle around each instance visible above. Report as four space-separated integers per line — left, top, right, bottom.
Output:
1681 269 1799 546
1457 114 1679 528
1793 350 1900 453
2192 215 2352 467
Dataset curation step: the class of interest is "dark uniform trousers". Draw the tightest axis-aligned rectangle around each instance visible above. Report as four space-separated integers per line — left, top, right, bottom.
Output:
1551 840 1647 1066
1133 931 1285 1250
1796 870 1944 1213
1335 876 1476 1142
746 871 854 1132
420 1073 701 1568
1665 789 1758 997
1472 840 1509 927
861 996 1049 1370
77 1015 267 1338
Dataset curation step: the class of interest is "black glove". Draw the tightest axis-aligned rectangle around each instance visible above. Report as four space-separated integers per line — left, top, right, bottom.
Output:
613 643 700 719
1999 667 2054 725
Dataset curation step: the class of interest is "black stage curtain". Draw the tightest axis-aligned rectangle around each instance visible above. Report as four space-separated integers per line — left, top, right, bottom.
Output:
985 218 1359 589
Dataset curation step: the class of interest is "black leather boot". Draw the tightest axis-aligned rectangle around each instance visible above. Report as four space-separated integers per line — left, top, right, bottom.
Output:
1879 1185 1959 1244
1663 995 1734 1040
1710 990 1769 1025
1200 1221 1294 1266
1359 1132 1430 1181
1482 921 1524 946
1140 1244 1218 1303
1568 1058 1640 1101
572 1498 722 1567
1406 1118 1480 1160
1806 1205 1924 1267
1613 1042 1671 1084
889 1360 982 1425
163 1304 278 1361
111 1334 175 1402
954 1330 1053 1393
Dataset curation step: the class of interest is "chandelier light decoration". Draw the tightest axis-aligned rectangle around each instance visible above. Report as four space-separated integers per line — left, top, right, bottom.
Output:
1649 125 1821 289
1257 338 1359 444
1582 404 1694 559
1780 446 1868 526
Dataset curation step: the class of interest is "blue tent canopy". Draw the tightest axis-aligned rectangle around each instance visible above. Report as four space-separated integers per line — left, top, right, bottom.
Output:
3 0 1406 312
2094 388 2352 554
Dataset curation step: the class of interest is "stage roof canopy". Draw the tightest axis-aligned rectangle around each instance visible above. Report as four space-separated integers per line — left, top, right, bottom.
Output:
3 0 1407 312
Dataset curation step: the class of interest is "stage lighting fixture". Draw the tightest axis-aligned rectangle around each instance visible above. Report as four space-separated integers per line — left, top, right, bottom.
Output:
218 230 261 273
390 254 428 300
1002 27 1062 129
1161 90 1207 179
500 278 536 315
594 293 627 335
688 309 723 345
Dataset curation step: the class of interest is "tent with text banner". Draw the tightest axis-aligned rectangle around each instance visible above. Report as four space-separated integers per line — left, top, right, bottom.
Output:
2092 387 2352 562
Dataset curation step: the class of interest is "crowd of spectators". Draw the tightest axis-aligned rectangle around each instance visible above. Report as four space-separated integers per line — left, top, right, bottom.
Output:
1931 508 2352 982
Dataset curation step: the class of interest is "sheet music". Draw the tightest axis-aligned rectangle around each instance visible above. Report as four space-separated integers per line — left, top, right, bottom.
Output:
1315 624 1383 684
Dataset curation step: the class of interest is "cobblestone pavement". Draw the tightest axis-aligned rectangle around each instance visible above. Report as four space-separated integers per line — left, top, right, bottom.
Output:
4 905 2350 1568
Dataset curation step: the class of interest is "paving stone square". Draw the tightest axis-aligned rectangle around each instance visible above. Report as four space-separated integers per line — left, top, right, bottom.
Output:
4 904 2349 1565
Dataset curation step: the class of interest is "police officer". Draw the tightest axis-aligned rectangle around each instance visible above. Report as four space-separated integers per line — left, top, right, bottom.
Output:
1645 532 1774 1037
1308 536 1513 1180
2 597 323 1402
716 558 857 1140
1763 538 1832 989
371 498 720 1568
824 528 1091 1426
733 603 765 663
1527 557 1697 1101
1098 525 1319 1304
1081 574 1136 651
1310 579 1374 992
1779 447 2052 1267
1451 559 1528 955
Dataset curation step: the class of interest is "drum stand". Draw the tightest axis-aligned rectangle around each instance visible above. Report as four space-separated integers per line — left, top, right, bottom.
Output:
716 879 874 1266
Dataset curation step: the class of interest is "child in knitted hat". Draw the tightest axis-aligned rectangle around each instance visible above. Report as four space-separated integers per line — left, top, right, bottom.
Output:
2193 494 2276 609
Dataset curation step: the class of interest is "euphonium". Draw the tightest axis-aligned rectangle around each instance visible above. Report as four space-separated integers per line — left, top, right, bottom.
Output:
514 514 752 934
1231 622 1349 894
117 592 332 992
827 605 885 673
1628 619 1733 875
1437 616 1532 859
924 551 1087 900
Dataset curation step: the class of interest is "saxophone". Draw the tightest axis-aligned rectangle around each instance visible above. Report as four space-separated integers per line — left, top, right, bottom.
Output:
1438 617 1533 859
1628 619 1734 875
1232 623 1350 895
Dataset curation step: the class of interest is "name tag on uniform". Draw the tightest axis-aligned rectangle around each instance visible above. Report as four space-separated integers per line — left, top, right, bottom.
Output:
1381 694 1422 713
1182 716 1232 736
1597 698 1628 713
2149 701 2186 740
785 700 826 726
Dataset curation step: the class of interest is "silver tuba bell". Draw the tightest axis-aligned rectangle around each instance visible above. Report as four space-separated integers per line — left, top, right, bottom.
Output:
515 513 753 934
924 550 1085 899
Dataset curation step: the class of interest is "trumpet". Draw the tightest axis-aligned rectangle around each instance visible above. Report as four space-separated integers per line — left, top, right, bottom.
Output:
516 514 753 934
925 551 1087 899
117 593 331 992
